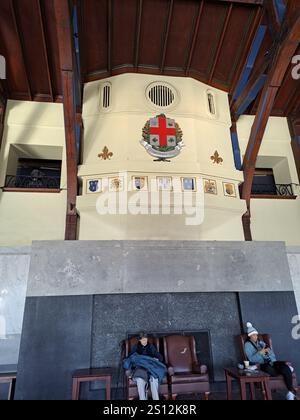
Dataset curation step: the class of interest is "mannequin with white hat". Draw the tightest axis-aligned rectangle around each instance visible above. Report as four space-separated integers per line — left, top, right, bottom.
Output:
244 322 297 400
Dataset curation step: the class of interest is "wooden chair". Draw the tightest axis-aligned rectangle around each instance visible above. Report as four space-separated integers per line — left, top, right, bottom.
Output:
238 334 298 395
163 335 210 400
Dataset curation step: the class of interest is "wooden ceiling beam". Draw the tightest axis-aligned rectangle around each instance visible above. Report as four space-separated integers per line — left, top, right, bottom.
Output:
160 0 174 73
107 0 112 76
208 3 233 83
74 0 86 82
185 0 204 76
54 0 80 240
134 0 143 70
229 6 263 105
242 10 300 201
10 0 32 100
231 54 271 119
264 0 281 35
0 80 7 155
288 117 300 184
37 0 54 102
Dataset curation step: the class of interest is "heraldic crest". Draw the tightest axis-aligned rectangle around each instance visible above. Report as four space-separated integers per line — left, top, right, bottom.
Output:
140 114 184 161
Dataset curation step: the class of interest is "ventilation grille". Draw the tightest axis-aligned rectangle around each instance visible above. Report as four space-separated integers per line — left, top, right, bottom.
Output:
147 84 176 107
102 84 111 109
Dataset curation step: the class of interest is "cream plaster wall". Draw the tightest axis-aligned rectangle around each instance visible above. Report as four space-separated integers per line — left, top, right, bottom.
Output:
78 74 246 240
0 100 67 246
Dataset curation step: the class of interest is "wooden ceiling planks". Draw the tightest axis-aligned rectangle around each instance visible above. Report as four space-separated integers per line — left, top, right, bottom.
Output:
111 0 137 69
0 0 298 116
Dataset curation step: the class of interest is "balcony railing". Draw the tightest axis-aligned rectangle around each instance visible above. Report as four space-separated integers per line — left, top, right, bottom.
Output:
251 183 295 197
5 175 60 190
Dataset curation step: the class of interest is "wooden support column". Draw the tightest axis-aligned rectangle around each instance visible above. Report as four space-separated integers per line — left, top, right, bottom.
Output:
288 118 300 183
54 0 80 240
0 82 7 153
242 9 300 201
242 200 252 241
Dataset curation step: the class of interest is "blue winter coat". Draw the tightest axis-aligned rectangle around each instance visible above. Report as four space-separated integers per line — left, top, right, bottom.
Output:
123 353 167 383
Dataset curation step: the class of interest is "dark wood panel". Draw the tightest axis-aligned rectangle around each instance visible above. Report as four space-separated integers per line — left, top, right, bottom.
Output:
163 0 198 70
13 0 50 96
112 0 137 68
138 0 169 66
190 1 228 82
213 5 257 85
83 0 108 75
41 0 62 98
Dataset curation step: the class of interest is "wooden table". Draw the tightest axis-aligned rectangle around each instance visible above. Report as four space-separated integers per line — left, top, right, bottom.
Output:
0 372 17 400
224 367 272 400
72 368 112 400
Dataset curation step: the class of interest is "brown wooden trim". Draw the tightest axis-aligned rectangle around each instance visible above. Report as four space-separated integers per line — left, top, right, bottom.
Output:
0 100 7 153
37 0 54 102
83 65 230 92
134 0 143 70
107 0 112 76
10 0 32 100
160 0 174 73
54 0 79 240
61 70 78 210
250 194 297 200
208 3 233 83
288 117 300 183
2 188 61 193
264 0 281 34
54 0 73 72
75 0 87 82
213 0 263 3
242 212 252 241
242 10 300 200
65 213 78 241
229 6 263 103
185 0 204 76
231 56 270 119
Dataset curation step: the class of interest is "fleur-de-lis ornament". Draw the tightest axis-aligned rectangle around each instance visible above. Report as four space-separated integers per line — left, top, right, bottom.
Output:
98 146 113 160
211 150 223 164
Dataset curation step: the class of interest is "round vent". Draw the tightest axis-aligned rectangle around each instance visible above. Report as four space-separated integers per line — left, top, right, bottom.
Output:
146 82 177 108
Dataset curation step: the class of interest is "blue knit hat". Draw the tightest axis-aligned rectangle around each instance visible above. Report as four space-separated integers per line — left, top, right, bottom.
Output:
246 322 258 337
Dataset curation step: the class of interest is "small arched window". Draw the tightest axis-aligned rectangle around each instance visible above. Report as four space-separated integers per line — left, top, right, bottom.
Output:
207 92 216 115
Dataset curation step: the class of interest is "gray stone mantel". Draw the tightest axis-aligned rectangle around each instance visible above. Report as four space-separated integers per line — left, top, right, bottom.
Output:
27 240 292 297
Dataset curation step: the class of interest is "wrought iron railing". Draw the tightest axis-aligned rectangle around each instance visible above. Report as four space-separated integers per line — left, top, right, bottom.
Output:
5 175 60 189
251 183 294 197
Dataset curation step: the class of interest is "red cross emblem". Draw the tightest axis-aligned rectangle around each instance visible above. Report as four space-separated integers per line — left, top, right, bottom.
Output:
149 116 176 147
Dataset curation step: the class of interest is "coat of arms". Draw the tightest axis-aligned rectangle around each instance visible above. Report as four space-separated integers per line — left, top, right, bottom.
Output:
140 114 184 161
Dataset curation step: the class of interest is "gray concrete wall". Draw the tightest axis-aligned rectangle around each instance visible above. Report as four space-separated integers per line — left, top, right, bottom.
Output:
287 246 300 316
27 240 293 297
0 247 30 369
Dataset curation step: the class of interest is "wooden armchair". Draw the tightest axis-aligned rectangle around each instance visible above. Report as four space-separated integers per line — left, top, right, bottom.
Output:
238 334 298 394
163 335 210 400
124 336 169 400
